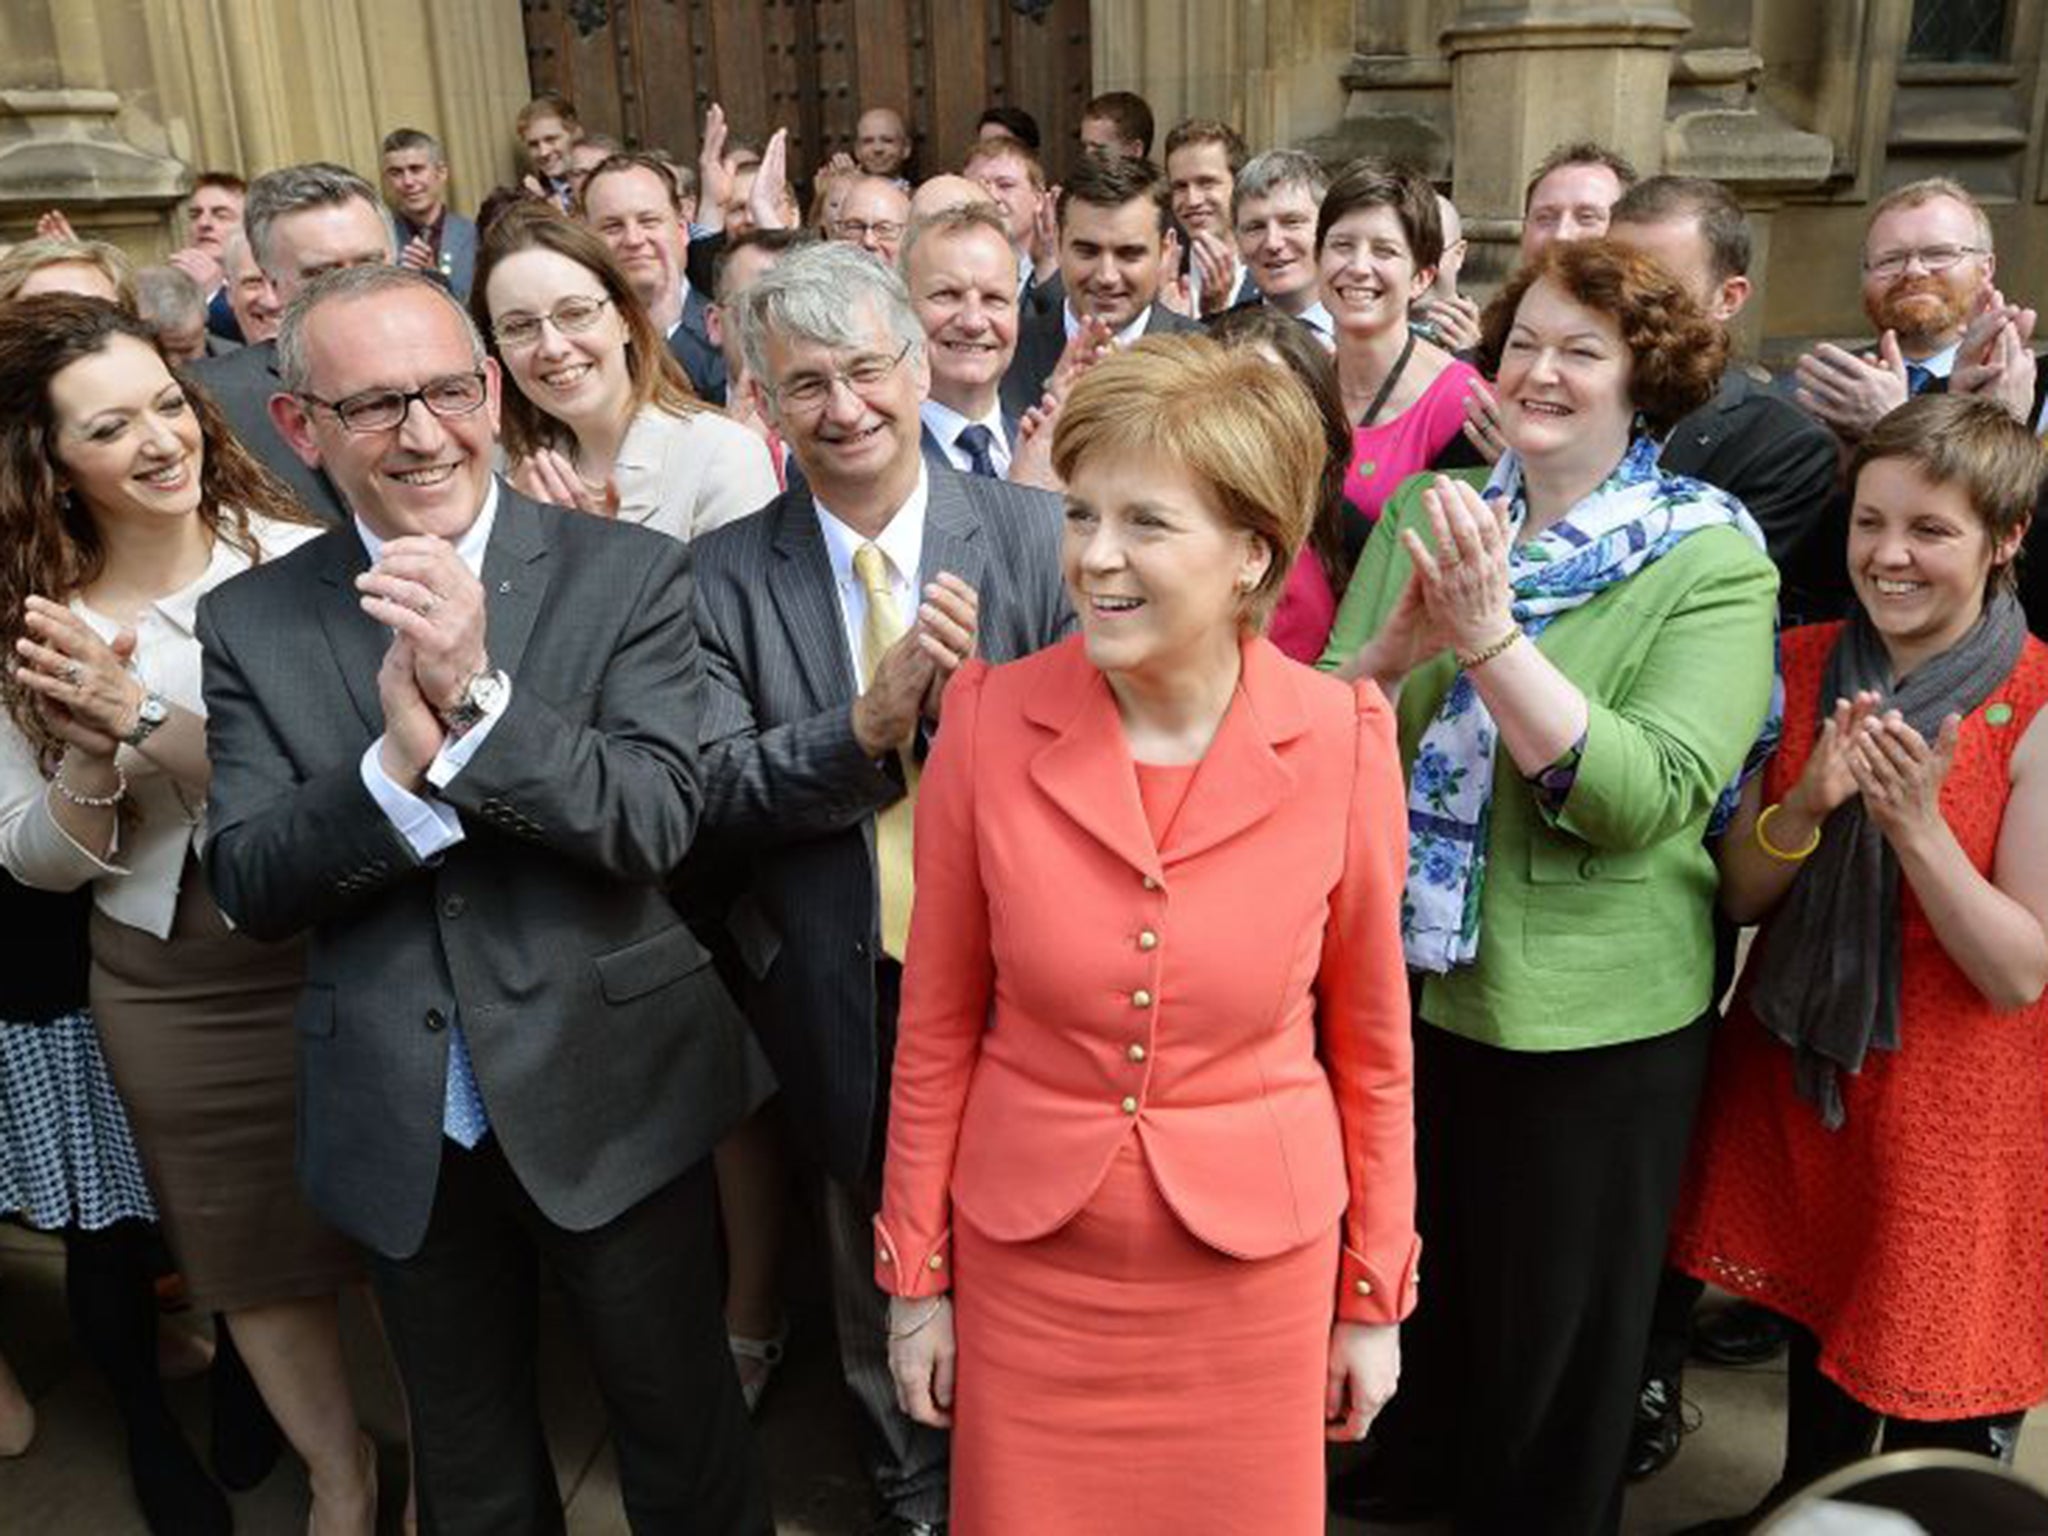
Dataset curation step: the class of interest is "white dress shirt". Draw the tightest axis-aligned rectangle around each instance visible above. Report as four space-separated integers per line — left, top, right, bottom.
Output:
814 467 930 692
0 514 320 938
1063 302 1152 349
919 399 1013 477
356 483 512 861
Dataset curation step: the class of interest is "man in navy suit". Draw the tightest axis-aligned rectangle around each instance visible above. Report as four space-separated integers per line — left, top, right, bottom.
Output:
582 151 728 404
381 128 479 300
903 204 1023 479
999 154 1200 420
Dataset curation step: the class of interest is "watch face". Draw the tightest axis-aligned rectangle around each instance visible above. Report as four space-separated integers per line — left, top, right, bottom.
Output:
140 695 169 724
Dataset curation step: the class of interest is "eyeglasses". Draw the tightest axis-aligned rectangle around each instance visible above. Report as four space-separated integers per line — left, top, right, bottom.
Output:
1863 244 1986 278
297 372 490 434
491 295 613 349
769 342 913 413
834 218 906 244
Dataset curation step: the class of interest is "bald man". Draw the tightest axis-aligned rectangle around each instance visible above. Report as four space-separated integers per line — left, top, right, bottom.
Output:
909 174 992 222
833 175 911 265
855 106 911 181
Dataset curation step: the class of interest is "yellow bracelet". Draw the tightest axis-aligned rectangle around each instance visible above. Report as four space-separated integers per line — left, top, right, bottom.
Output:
1455 628 1521 671
1755 802 1821 862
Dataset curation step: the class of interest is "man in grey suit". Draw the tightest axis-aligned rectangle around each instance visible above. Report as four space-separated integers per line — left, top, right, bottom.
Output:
189 163 394 525
692 242 1072 1536
381 126 480 300
999 152 1200 420
199 265 774 1536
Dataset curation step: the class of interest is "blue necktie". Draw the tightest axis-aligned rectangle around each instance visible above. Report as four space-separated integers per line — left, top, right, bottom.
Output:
1906 362 1934 395
955 423 999 479
442 1020 489 1148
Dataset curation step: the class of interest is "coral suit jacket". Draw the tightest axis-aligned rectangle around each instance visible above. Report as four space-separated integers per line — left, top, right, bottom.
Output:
875 634 1421 1324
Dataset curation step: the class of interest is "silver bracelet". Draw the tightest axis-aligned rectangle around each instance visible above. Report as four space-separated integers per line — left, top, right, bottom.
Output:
887 1298 945 1342
51 760 127 809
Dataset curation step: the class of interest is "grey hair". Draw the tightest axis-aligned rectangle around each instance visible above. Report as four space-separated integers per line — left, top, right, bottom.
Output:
244 162 383 274
736 238 924 390
1232 149 1329 222
379 127 446 164
220 234 256 282
275 264 484 394
134 264 206 329
897 201 1015 281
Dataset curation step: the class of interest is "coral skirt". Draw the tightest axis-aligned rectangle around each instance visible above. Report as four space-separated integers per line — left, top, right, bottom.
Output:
949 1139 1339 1535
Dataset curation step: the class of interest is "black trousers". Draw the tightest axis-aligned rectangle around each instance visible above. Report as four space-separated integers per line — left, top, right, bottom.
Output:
368 1141 772 1536
1372 1013 1715 1536
1778 1323 2024 1493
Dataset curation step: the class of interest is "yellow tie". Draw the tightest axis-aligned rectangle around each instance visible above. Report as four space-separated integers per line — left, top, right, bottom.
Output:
852 542 917 959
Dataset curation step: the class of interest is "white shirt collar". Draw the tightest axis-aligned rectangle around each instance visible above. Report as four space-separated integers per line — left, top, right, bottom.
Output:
920 398 1009 462
354 478 500 577
814 465 930 597
1062 301 1151 349
1906 340 1960 380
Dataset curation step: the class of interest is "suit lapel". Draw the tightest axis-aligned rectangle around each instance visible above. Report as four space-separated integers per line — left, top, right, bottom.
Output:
481 487 552 678
1025 651 1161 883
920 470 987 596
767 493 857 707
312 526 389 734
1161 641 1305 866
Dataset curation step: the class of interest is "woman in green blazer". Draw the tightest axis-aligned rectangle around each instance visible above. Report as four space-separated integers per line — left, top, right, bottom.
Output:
1316 240 1779 1536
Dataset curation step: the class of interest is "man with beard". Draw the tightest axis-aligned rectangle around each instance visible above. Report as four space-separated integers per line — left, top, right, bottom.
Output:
1794 178 1996 442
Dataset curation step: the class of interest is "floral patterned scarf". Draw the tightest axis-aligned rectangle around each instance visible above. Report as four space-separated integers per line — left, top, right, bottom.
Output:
1402 436 1779 973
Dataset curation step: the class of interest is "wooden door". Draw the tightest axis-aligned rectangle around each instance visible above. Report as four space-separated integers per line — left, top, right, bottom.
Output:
520 0 1093 189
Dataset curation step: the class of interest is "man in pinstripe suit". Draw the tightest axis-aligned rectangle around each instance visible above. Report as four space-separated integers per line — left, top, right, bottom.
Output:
692 244 1071 1536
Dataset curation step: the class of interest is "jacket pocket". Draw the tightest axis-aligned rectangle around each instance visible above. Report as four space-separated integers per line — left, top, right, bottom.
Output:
1522 835 1655 971
593 923 713 1003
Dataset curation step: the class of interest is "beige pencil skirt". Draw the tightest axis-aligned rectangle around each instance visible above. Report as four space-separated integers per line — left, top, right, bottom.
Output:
90 863 359 1312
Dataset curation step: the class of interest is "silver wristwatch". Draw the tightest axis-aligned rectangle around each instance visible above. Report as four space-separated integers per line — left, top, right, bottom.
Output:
437 666 509 737
122 688 170 747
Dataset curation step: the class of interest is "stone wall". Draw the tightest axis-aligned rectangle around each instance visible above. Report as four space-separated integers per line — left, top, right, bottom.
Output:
0 0 530 263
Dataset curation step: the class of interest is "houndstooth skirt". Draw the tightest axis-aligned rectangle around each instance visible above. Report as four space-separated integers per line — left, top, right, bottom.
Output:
0 1010 157 1231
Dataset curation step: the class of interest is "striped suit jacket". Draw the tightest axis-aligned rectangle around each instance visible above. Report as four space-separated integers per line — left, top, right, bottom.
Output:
690 465 1075 1180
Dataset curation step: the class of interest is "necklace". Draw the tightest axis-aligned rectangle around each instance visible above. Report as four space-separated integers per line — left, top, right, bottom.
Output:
1347 329 1418 428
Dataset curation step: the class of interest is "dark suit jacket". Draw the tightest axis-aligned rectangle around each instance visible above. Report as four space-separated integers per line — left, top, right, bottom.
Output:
199 487 773 1257
188 341 348 524
690 467 1074 1181
999 300 1201 420
1661 368 1847 626
668 286 728 405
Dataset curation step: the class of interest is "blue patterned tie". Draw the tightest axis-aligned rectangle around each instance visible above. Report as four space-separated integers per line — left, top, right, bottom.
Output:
442 1020 489 1148
1906 361 1934 395
955 422 999 479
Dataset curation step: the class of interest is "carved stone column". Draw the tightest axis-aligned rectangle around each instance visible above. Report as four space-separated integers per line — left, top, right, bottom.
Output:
1443 0 1689 286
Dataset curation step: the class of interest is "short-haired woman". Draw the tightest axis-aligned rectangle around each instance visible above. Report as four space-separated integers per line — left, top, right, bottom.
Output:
1317 160 1482 526
0 236 137 310
1670 394 2048 1518
879 334 1418 1534
1319 240 1780 1534
473 204 777 539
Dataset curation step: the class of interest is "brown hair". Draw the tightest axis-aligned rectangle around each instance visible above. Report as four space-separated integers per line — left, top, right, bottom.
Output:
1477 239 1725 435
1051 333 1324 630
1163 119 1248 175
1315 159 1443 271
516 92 580 138
1522 140 1639 212
577 152 686 217
1609 174 1753 282
1207 304 1355 597
1058 154 1171 237
469 203 704 462
962 137 1046 190
0 296 310 762
1081 92 1156 158
1850 395 2042 593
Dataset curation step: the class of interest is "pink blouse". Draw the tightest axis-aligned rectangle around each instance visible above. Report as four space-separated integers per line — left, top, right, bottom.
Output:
1266 551 1339 665
1342 358 1482 525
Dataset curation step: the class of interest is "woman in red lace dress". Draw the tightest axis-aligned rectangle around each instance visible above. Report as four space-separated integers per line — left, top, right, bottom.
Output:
1669 394 2048 1518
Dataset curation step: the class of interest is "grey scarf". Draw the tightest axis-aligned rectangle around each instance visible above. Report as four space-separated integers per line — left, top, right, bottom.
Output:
1749 590 2027 1128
